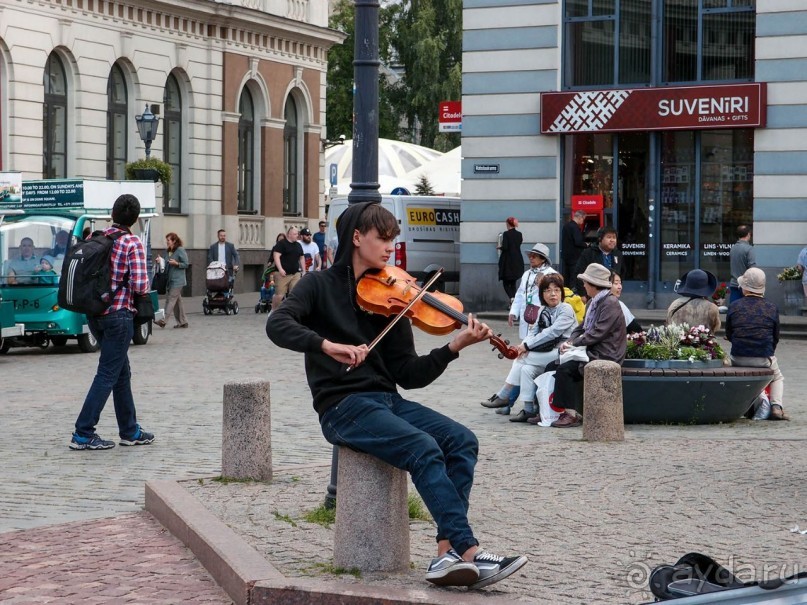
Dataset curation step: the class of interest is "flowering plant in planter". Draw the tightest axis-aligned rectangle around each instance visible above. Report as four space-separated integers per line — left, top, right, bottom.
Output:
626 324 725 362
777 266 801 282
711 281 728 302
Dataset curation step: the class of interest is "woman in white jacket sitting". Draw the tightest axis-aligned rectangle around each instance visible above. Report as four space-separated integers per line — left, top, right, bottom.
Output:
483 273 577 422
508 243 558 341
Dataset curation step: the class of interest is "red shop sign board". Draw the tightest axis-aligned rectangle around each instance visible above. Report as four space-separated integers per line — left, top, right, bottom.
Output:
571 194 603 212
439 100 462 132
541 83 766 134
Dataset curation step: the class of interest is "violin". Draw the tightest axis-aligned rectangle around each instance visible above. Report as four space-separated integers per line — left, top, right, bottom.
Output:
355 266 518 360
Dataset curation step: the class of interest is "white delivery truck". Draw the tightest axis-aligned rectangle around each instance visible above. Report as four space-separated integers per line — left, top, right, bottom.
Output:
326 195 461 293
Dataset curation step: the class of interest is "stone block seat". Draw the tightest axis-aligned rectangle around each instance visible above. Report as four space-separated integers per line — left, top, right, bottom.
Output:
621 365 774 424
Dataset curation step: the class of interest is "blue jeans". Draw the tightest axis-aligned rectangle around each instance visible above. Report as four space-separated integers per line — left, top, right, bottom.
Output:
320 392 479 555
75 309 139 439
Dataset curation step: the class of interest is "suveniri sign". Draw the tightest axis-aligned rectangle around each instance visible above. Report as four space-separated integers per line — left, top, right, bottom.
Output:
540 83 766 134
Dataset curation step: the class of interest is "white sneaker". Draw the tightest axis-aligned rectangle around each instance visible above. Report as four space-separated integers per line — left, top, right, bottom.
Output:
425 549 479 586
469 549 528 589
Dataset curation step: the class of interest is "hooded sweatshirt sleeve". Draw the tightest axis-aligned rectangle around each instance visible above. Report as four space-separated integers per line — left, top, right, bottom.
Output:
265 273 325 353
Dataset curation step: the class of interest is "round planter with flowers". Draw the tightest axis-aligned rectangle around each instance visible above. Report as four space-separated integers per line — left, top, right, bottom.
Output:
620 324 772 424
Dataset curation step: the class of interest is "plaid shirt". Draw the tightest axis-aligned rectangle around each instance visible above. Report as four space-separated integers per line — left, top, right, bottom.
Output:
105 226 149 314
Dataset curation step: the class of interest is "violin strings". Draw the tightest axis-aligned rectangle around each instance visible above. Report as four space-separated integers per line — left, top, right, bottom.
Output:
422 292 467 325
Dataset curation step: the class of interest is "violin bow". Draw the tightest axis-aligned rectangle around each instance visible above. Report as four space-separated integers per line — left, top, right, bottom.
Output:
345 268 444 373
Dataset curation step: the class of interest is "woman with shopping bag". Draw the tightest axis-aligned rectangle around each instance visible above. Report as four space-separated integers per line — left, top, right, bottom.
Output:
481 273 577 422
548 263 626 428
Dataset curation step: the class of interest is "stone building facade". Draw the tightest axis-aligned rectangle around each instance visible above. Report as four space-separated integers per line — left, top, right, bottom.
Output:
0 0 342 293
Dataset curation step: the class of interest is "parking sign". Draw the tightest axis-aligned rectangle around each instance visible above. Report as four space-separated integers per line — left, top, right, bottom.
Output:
329 163 338 186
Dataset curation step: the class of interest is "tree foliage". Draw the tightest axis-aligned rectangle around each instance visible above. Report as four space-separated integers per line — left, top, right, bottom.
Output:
326 0 462 151
414 175 436 195
326 0 401 141
390 0 462 151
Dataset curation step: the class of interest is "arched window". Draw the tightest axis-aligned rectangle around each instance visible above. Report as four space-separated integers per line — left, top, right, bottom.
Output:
163 74 182 213
283 96 299 215
106 64 128 180
43 53 67 179
237 89 254 213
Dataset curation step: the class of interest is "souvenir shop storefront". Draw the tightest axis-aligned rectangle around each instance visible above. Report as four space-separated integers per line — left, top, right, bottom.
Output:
541 83 766 307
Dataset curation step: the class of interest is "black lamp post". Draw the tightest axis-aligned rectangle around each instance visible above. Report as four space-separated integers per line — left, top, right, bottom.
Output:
135 104 160 159
324 0 383 509
348 0 381 205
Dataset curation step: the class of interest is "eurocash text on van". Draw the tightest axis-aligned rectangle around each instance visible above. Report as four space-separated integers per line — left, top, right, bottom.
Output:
326 195 461 293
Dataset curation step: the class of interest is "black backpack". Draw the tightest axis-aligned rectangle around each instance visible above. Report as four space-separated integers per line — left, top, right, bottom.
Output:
58 230 127 316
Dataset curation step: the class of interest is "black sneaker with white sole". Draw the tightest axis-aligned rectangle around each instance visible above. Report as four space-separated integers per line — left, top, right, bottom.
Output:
69 433 115 450
426 549 479 586
469 550 528 589
119 425 155 446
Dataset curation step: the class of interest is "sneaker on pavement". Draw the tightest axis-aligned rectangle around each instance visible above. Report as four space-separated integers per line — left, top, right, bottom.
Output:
469 550 528 589
426 549 479 587
119 425 155 446
69 433 115 450
482 394 510 408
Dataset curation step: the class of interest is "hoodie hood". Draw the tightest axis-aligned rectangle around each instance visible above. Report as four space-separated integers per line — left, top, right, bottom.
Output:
332 201 379 269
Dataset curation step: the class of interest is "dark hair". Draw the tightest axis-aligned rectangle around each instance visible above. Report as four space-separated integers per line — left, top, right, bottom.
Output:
20 237 34 246
597 226 617 242
165 232 183 248
276 232 286 242
217 229 226 236
736 224 751 238
539 273 566 303
356 204 400 240
111 194 140 227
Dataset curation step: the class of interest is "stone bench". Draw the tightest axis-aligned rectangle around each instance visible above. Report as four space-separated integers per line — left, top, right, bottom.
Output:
620 365 774 424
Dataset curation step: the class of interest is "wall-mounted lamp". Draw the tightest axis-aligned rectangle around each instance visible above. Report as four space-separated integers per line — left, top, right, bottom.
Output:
322 134 346 151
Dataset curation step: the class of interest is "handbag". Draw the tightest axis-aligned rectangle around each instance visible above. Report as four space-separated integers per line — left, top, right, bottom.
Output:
523 304 539 325
133 293 155 325
151 268 168 295
531 307 560 352
534 371 560 427
559 345 589 364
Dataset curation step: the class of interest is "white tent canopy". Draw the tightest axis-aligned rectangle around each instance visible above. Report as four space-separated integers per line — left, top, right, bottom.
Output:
403 146 461 197
324 138 442 196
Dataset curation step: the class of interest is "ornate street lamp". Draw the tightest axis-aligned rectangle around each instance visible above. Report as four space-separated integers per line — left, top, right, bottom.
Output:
135 104 160 159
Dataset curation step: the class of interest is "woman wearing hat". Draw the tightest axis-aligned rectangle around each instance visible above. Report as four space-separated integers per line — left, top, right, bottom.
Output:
666 269 720 333
550 263 626 428
726 268 788 420
507 243 558 341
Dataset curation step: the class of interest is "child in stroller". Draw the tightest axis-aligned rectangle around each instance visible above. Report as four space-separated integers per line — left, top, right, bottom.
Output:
255 262 277 313
202 261 239 315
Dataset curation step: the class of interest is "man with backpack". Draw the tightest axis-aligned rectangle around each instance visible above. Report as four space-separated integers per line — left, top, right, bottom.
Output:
68 194 154 450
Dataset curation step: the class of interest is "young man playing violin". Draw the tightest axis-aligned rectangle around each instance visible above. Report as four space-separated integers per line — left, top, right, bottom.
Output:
266 202 528 589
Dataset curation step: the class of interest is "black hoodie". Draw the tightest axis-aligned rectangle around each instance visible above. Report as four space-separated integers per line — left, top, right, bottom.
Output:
266 202 459 417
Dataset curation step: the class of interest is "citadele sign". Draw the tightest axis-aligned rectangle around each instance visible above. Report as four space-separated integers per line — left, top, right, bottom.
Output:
541 83 766 134
439 101 462 132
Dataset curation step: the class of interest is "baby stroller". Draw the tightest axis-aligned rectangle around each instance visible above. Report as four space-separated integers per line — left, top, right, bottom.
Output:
202 261 239 315
255 263 277 313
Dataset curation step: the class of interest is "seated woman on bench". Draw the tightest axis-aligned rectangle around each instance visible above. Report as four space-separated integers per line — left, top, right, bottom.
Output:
266 202 528 589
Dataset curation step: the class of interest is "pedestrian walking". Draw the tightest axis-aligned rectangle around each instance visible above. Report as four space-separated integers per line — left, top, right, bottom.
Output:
155 232 189 329
573 226 624 297
271 226 304 312
207 229 240 278
69 194 154 450
561 210 587 286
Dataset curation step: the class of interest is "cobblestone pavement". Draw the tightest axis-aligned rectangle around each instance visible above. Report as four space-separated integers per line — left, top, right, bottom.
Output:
2 291 806 603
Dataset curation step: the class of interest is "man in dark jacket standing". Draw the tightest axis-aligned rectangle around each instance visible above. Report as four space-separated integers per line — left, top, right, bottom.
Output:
573 225 624 296
266 202 527 589
561 210 587 286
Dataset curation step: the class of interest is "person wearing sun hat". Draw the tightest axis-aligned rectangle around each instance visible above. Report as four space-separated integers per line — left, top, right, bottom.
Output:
507 242 558 340
666 268 721 333
547 263 626 428
726 267 788 420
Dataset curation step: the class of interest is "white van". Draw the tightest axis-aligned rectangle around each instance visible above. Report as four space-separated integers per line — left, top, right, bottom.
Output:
326 195 460 293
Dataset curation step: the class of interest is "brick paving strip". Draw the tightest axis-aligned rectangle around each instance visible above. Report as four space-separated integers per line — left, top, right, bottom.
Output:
0 512 232 604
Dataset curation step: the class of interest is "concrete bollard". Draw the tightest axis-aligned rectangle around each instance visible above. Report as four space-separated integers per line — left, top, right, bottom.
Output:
582 360 624 442
333 448 410 572
222 380 272 481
